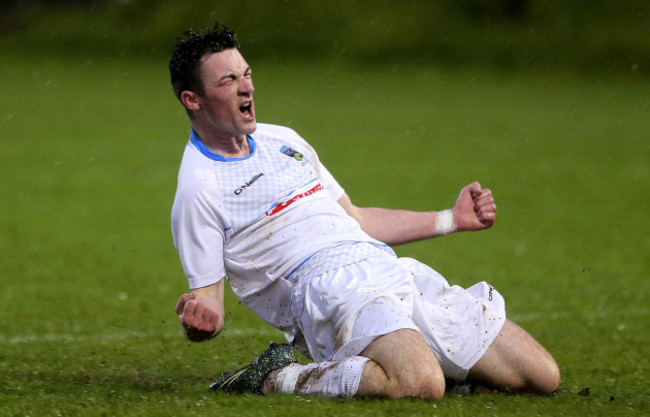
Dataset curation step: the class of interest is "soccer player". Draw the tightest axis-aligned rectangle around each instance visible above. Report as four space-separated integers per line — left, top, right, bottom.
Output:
169 23 560 399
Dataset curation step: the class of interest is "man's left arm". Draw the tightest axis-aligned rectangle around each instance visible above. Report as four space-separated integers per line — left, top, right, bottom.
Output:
337 182 496 246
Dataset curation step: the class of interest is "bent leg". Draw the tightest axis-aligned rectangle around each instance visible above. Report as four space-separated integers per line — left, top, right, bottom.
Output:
357 328 446 399
263 328 445 399
263 356 369 397
468 319 560 395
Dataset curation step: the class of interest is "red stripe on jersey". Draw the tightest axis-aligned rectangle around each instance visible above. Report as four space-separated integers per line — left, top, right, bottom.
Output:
266 183 323 216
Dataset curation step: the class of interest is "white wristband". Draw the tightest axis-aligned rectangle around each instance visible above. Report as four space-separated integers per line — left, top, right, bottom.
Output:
435 209 456 236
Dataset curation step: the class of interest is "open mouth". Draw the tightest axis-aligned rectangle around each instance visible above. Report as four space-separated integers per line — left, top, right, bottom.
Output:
239 101 253 118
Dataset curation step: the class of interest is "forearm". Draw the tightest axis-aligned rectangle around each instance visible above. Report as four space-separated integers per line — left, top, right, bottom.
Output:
338 182 495 246
355 207 453 246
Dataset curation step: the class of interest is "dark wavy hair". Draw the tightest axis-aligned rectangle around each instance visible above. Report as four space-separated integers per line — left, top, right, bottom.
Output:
169 22 241 102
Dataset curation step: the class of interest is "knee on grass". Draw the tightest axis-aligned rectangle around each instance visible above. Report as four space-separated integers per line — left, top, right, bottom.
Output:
506 356 561 396
528 359 561 395
403 374 446 400
366 359 446 400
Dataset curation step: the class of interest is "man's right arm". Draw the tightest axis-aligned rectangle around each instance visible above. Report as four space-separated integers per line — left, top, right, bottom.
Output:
175 280 225 342
337 182 496 246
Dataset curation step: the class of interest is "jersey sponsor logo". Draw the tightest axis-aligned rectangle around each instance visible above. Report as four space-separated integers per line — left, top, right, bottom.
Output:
280 145 304 161
234 173 264 195
265 183 323 216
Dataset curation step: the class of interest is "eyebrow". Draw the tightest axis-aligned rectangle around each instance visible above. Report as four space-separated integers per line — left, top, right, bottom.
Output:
218 66 252 83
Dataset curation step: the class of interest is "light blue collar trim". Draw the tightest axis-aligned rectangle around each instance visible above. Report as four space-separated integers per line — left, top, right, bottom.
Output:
190 128 256 162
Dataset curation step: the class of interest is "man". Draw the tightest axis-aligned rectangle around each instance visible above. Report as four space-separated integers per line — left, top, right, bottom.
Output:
169 23 560 399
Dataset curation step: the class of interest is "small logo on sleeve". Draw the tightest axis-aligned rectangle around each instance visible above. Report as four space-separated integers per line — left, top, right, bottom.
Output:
280 145 304 161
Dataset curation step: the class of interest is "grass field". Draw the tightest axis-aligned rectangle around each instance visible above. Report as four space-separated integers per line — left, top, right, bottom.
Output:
1 51 649 416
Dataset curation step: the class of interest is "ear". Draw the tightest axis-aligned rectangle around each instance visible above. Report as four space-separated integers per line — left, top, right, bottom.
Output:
181 90 202 112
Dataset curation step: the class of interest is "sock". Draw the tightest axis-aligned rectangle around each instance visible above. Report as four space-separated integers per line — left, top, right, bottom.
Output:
263 356 370 398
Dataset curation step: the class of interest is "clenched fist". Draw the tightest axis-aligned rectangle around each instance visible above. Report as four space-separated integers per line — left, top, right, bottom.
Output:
175 292 221 342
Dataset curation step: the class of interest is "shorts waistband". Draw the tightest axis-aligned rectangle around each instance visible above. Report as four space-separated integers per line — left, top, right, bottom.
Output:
287 241 395 284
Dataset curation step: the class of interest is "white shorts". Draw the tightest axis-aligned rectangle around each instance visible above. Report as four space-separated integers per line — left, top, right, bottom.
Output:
289 242 506 380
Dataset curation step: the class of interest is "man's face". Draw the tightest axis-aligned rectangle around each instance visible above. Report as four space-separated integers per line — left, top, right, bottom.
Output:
193 48 256 139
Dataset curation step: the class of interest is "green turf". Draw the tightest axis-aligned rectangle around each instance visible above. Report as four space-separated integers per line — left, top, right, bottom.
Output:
1 52 648 416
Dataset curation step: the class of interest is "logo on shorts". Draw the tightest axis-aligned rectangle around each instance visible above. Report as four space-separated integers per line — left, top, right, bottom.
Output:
488 286 494 301
280 145 304 161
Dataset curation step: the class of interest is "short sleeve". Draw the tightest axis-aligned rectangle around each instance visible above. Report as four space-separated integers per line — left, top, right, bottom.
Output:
171 186 226 290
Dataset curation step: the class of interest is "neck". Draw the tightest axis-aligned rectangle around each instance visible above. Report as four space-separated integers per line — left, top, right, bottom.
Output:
192 126 250 158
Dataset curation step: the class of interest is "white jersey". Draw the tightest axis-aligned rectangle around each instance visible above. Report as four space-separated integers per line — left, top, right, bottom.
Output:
171 123 379 332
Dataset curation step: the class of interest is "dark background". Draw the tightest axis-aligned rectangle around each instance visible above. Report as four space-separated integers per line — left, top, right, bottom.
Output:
2 0 649 76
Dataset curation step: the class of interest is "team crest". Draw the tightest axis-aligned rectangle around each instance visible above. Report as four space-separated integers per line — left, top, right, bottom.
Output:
280 145 304 161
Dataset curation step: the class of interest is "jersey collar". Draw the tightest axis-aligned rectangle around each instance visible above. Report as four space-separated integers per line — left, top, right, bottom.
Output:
190 127 256 162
